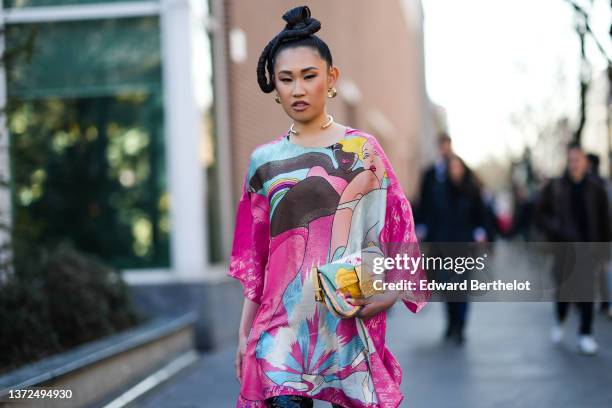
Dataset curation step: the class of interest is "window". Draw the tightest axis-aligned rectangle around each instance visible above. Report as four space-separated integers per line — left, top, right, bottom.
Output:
6 17 169 269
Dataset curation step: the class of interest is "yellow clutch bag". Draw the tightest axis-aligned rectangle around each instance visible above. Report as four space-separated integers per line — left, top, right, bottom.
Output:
312 258 381 319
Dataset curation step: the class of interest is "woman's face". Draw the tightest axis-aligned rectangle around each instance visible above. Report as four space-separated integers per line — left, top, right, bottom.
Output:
274 46 338 123
449 156 465 184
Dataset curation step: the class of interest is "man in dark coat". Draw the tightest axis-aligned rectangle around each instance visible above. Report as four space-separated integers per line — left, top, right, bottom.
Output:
536 142 610 355
416 133 453 242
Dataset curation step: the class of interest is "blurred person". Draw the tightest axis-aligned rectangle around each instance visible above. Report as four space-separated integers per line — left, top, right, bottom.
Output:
536 142 610 355
437 154 488 345
446 156 488 243
510 184 534 240
228 6 428 408
510 149 537 241
586 153 612 317
415 132 453 241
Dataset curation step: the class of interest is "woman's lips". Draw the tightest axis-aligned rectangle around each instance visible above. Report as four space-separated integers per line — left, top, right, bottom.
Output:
292 102 309 111
370 165 377 172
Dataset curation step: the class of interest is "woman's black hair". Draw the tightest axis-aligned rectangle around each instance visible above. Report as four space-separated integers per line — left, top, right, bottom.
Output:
257 5 333 93
448 155 479 196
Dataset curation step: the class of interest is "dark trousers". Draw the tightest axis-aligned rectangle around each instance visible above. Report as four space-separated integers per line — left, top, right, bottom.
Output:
266 395 344 408
556 302 594 335
446 301 469 335
550 243 597 335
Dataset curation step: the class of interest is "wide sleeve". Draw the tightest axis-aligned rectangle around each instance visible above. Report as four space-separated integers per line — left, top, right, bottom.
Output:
372 137 431 313
228 157 271 305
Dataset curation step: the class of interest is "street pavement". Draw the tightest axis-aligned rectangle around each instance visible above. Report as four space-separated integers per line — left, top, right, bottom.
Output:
136 243 612 408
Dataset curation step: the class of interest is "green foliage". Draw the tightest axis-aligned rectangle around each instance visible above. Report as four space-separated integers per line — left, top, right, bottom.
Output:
0 242 144 374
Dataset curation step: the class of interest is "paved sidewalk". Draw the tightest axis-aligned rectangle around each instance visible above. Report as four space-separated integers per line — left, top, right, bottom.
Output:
135 301 612 408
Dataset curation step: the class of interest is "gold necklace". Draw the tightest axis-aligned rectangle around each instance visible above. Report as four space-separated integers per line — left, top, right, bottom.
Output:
289 114 334 136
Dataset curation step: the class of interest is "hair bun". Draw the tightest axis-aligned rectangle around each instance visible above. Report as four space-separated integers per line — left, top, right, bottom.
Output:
283 6 314 30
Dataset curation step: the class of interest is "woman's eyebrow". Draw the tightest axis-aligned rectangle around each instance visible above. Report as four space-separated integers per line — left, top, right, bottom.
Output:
278 66 319 75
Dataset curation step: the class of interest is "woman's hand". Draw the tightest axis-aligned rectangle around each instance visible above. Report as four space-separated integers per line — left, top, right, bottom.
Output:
235 298 260 384
235 334 248 383
346 291 399 319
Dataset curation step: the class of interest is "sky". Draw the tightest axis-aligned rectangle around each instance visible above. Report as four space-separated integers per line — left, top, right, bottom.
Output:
422 0 611 166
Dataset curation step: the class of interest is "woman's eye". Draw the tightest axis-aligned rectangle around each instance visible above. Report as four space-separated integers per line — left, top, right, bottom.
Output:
280 78 292 82
305 75 316 79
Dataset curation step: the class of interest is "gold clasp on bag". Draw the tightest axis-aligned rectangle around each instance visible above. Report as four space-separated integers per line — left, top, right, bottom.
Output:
312 266 324 302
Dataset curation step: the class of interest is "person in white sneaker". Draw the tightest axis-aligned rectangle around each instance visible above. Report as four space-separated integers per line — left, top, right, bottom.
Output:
537 143 610 356
578 335 599 355
550 312 599 355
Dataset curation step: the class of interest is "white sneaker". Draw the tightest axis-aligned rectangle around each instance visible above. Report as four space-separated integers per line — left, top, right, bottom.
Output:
578 335 599 355
551 324 564 344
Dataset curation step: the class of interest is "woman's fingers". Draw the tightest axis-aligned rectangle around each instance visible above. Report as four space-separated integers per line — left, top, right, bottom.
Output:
358 306 377 319
347 294 396 318
346 297 370 318
355 299 387 319
345 296 367 306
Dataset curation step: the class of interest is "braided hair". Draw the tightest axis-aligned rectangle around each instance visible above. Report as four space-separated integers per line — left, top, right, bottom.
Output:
257 5 333 93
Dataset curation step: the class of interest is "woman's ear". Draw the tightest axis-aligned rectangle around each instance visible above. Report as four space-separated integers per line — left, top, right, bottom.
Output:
328 66 340 88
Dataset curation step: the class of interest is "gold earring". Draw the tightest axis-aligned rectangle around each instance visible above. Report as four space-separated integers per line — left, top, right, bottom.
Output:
327 87 337 98
274 93 281 104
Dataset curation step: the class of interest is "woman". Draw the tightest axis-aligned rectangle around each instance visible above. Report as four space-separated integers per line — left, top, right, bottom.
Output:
229 6 428 407
440 154 488 344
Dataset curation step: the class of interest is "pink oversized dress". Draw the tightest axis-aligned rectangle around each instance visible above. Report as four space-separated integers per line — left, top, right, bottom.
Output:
229 127 429 408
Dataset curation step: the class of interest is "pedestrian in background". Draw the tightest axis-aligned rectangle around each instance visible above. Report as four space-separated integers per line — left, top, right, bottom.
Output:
536 142 610 355
440 154 488 344
415 133 453 242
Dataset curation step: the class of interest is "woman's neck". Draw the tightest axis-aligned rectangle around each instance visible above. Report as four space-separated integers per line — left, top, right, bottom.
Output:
289 122 346 148
289 112 346 147
292 111 330 135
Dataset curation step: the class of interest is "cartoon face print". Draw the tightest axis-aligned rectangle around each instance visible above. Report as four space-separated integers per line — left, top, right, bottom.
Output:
332 143 358 172
362 140 385 182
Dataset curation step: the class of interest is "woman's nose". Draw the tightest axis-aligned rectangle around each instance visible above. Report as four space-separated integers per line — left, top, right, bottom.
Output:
292 79 305 95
